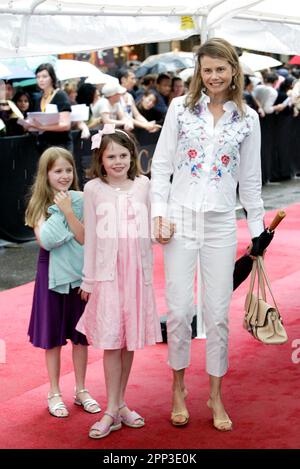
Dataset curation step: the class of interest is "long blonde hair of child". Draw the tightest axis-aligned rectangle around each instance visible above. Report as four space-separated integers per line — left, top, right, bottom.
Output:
25 146 79 228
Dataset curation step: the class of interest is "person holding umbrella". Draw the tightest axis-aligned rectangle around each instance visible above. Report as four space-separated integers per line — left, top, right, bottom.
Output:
151 38 264 431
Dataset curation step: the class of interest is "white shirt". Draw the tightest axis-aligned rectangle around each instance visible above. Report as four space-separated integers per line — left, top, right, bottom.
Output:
150 93 264 238
120 93 134 118
253 84 278 114
91 96 122 120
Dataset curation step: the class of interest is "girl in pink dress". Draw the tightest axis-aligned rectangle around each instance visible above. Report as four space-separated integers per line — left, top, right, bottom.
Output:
76 124 162 439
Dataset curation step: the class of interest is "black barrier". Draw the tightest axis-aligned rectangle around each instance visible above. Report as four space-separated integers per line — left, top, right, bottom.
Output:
0 134 40 241
3 109 300 243
0 129 160 242
134 127 161 176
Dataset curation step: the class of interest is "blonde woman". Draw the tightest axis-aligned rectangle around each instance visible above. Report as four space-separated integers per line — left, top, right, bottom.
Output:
26 147 100 418
151 38 264 431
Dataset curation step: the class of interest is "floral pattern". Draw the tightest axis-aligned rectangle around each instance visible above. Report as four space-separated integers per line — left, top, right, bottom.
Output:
175 97 255 186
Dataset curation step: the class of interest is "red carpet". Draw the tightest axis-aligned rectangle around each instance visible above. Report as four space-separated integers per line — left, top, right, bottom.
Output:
0 204 300 449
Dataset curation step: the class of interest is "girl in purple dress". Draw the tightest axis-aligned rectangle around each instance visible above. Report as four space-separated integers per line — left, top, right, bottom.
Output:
25 146 100 418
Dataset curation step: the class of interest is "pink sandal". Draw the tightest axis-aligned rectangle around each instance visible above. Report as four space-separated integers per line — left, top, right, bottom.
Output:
89 411 122 439
119 403 145 428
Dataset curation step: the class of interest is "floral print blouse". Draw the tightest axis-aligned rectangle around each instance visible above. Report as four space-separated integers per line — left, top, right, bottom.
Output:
150 93 264 238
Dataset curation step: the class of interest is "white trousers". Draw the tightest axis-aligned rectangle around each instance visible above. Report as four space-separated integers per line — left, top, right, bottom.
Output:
163 209 237 377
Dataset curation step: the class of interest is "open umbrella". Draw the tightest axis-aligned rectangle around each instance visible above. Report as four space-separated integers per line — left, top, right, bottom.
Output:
85 73 118 85
178 67 194 82
0 63 11 77
136 51 195 78
55 59 103 81
233 211 286 290
239 52 282 72
0 64 35 80
288 55 300 65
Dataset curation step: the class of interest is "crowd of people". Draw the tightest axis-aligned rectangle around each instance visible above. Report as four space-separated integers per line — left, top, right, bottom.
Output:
0 64 186 143
1 57 300 182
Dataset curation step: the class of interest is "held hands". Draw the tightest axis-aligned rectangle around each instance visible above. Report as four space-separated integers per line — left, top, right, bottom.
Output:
53 191 73 216
124 118 134 132
146 121 161 133
79 288 90 302
154 216 176 245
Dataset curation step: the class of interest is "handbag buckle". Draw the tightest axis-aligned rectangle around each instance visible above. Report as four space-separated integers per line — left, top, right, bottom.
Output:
269 311 277 321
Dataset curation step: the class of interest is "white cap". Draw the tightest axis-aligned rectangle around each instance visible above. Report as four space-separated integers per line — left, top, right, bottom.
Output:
101 83 126 97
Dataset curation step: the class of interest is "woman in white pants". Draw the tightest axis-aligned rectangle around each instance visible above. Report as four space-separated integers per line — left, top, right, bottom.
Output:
150 38 265 431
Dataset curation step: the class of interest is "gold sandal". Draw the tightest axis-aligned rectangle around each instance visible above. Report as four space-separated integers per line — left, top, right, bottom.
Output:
171 386 189 426
207 399 232 431
171 409 189 426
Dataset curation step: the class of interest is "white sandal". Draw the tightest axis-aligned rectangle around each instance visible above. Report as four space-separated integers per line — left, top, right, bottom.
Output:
48 392 69 418
74 388 101 414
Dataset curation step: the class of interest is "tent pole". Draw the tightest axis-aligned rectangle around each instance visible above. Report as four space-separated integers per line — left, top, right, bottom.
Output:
200 15 208 43
11 0 47 50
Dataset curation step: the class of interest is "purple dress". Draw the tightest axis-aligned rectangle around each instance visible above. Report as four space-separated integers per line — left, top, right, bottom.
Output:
28 248 88 349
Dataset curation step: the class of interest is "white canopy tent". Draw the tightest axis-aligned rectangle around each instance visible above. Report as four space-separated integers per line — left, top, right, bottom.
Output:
1 1 300 58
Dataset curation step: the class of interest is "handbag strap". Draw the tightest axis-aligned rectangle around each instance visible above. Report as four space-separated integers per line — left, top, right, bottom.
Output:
249 258 258 295
249 259 266 299
256 256 281 316
256 258 267 300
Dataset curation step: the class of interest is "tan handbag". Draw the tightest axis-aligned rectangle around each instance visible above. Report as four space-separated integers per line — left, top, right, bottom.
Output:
244 256 288 344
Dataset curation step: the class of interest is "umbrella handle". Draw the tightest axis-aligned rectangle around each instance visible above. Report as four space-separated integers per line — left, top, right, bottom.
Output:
267 210 286 232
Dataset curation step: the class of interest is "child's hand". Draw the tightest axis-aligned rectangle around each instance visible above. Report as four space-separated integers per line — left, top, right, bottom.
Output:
79 288 90 302
54 191 72 216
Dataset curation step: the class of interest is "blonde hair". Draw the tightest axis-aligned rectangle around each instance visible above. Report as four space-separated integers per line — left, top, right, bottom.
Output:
186 37 245 115
63 81 78 97
25 147 79 228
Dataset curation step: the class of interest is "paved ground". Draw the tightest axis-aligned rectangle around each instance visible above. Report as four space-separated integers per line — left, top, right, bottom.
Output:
0 178 299 291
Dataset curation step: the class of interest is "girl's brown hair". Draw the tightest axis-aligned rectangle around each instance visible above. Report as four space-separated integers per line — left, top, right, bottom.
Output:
87 130 140 182
186 37 245 115
25 147 79 228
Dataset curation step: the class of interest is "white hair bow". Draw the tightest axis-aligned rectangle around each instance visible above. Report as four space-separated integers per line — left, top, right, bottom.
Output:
91 123 116 150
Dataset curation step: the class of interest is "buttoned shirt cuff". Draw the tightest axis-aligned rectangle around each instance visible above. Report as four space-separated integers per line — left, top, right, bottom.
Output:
248 219 265 239
151 202 168 219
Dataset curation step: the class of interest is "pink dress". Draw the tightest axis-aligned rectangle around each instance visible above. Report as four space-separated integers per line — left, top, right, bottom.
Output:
76 178 162 351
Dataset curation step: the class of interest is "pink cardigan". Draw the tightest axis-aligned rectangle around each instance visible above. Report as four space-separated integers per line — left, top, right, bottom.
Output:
81 175 153 293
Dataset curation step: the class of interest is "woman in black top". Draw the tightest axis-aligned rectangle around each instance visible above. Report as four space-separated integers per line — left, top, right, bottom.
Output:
30 63 72 153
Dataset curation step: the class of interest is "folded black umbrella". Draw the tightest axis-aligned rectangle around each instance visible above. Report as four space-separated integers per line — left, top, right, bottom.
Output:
233 211 286 290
